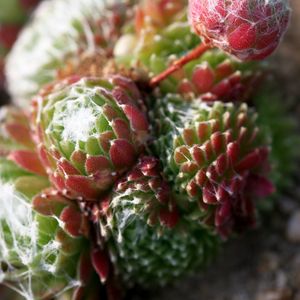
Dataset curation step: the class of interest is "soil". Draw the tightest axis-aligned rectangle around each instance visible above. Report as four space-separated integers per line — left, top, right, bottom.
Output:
0 1 299 300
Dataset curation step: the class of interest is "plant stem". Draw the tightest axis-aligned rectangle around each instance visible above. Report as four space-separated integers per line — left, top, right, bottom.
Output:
150 43 211 87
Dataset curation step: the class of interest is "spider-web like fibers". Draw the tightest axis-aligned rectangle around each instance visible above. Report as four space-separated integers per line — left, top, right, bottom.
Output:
189 0 290 60
0 181 79 300
41 78 104 149
110 190 147 244
5 0 125 106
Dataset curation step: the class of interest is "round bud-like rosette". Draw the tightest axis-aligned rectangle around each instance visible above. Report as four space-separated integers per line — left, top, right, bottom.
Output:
0 176 114 300
150 94 274 237
32 75 150 201
94 156 218 288
188 0 290 61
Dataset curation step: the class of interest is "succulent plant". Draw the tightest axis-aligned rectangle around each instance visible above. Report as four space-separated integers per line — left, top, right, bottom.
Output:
98 156 180 234
114 4 259 100
0 106 124 300
0 107 96 299
96 156 218 287
185 64 248 101
150 94 273 236
161 50 259 102
148 0 290 86
114 3 197 72
0 173 111 300
0 0 293 298
188 0 291 61
31 75 150 201
5 0 133 106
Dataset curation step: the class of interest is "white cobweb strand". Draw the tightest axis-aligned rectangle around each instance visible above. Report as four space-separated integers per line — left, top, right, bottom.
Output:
0 181 38 300
53 98 97 143
44 80 104 147
0 182 38 266
5 0 120 107
0 180 77 300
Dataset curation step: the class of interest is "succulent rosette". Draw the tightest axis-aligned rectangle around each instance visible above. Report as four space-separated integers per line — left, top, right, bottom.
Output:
32 75 150 201
97 156 218 287
150 94 273 236
113 1 259 102
188 0 290 61
0 183 95 300
0 106 107 300
162 50 258 102
5 0 132 106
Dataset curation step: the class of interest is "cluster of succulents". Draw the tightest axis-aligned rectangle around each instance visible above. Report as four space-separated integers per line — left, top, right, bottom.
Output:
0 0 296 299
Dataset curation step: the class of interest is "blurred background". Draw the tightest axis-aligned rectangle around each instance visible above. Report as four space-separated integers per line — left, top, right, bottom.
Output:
0 0 299 299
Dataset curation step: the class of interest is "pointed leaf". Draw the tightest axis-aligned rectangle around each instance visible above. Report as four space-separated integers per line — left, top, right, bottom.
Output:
66 175 100 200
33 190 69 216
9 150 46 176
91 248 110 283
109 139 136 170
60 205 83 237
123 104 149 132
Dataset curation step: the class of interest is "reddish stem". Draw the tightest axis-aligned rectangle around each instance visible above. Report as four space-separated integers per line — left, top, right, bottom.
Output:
150 43 212 87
